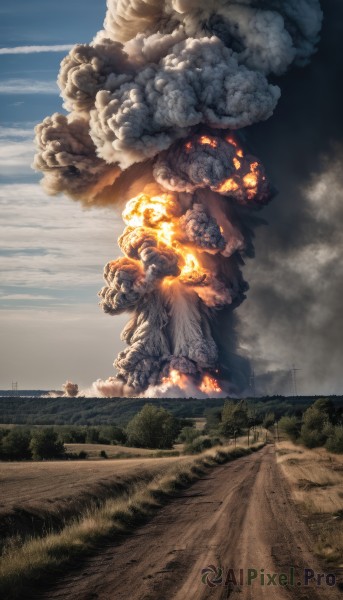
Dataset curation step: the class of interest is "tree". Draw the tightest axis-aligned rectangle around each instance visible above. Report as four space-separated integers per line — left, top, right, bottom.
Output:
30 428 65 460
301 406 328 448
126 404 179 449
1 428 31 460
278 416 300 442
176 426 201 444
326 426 343 454
221 400 248 437
263 411 275 429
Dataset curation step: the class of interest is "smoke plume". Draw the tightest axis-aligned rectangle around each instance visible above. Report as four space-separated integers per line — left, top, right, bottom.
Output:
34 0 323 396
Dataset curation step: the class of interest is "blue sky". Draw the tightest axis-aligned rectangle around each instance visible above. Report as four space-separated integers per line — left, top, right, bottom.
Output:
0 0 127 389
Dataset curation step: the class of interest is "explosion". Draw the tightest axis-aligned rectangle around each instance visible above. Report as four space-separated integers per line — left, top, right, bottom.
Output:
33 0 323 397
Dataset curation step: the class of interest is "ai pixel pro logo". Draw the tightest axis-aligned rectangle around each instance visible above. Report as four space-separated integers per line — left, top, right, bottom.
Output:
201 566 337 589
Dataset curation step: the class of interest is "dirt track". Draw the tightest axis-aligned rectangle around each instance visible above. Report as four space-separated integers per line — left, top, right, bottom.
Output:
39 446 342 600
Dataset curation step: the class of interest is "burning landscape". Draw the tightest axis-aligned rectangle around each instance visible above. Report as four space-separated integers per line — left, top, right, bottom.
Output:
34 0 323 397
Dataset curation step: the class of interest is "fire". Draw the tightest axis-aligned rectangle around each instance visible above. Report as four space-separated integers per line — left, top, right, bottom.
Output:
216 177 239 194
123 192 206 282
243 161 259 200
161 369 189 388
199 375 222 393
185 141 193 151
233 157 241 170
199 135 218 148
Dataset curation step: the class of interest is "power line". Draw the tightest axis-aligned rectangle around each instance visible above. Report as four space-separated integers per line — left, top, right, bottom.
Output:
249 369 256 398
291 365 301 397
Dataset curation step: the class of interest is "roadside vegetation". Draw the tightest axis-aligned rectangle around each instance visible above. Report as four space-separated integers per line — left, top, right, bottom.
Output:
0 443 264 600
277 398 343 453
276 441 343 570
272 398 343 570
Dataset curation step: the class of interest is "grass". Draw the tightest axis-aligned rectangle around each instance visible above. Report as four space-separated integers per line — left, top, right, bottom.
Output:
0 455 185 552
276 440 343 567
0 443 264 599
64 442 180 459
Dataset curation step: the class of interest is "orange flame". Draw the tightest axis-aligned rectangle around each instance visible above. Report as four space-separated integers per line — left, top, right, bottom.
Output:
161 369 189 388
123 192 207 282
216 177 239 194
243 161 259 200
199 375 222 393
199 135 218 148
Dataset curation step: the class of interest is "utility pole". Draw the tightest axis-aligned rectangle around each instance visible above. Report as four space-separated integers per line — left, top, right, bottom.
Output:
249 369 256 398
11 382 18 397
291 364 301 397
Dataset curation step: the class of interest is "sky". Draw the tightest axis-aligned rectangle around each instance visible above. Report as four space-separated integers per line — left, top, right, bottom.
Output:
0 0 342 394
0 0 127 390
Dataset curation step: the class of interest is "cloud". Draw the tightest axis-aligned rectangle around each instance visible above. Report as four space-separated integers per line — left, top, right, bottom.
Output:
0 45 74 55
0 79 58 94
0 293 54 301
0 126 35 177
0 183 123 291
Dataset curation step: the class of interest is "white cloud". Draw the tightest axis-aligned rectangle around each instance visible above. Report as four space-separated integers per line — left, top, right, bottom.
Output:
0 45 74 55
0 293 54 300
0 125 35 139
0 79 58 94
0 140 35 175
0 183 122 290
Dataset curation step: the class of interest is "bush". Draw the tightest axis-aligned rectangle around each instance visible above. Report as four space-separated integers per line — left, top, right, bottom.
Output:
176 426 201 444
30 428 65 460
300 406 328 448
1 428 32 460
278 416 300 442
184 436 222 454
325 427 343 453
99 450 108 459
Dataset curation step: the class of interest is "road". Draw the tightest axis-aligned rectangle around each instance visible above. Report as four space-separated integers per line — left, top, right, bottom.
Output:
39 446 342 600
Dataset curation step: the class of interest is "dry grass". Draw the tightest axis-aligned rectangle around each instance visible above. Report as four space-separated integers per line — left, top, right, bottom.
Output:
0 443 264 599
64 443 178 459
276 440 343 566
0 455 186 551
0 455 184 513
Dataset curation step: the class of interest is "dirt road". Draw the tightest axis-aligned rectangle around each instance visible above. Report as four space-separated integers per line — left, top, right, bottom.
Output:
39 446 342 600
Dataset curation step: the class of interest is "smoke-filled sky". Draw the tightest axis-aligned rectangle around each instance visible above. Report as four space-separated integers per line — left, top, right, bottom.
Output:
0 0 342 394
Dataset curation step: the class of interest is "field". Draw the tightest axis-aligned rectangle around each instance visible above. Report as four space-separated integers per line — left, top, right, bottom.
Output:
276 441 343 566
0 453 186 548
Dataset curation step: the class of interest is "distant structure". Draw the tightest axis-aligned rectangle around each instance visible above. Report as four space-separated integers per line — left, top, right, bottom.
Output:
249 370 256 398
11 381 18 397
291 365 301 397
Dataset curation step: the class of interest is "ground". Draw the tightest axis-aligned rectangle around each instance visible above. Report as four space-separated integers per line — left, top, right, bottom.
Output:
33 445 342 600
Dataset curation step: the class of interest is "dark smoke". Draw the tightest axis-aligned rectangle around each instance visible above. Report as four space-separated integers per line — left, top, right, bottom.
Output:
33 0 324 396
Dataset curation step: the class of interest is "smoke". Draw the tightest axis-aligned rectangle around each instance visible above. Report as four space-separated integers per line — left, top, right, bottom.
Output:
62 381 79 397
34 0 323 396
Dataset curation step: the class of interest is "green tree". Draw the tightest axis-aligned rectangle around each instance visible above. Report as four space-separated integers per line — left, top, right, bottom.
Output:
1 428 32 460
263 411 275 429
221 400 248 437
126 404 179 449
176 426 201 444
278 416 300 442
300 406 328 448
326 426 343 454
30 428 65 460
